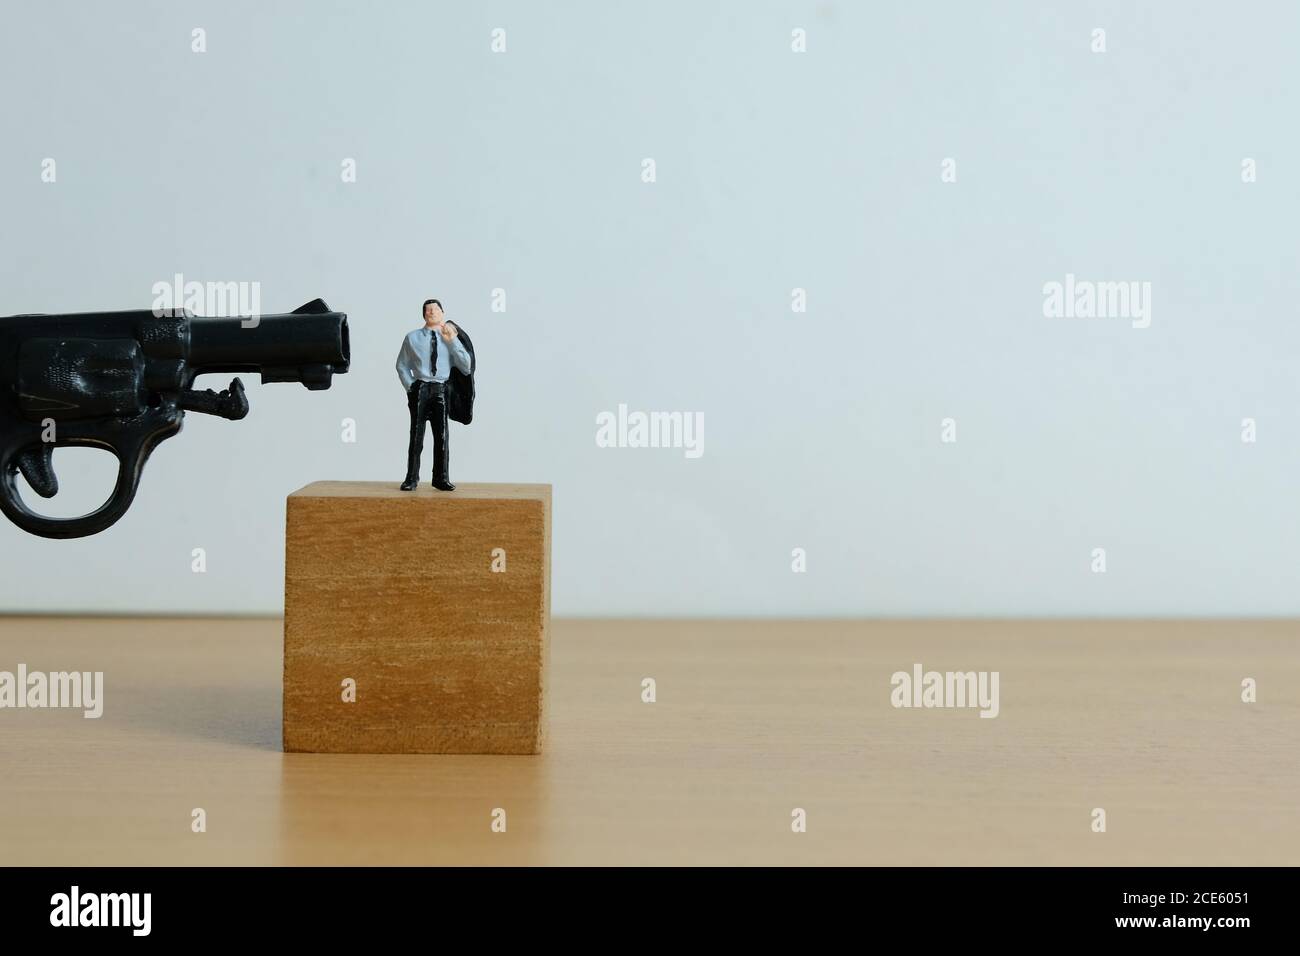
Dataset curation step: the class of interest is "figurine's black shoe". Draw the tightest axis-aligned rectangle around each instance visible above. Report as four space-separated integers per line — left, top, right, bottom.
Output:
432 479 456 491
400 478 418 491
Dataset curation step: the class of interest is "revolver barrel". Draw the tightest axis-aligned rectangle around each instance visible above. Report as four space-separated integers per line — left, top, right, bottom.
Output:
187 298 350 390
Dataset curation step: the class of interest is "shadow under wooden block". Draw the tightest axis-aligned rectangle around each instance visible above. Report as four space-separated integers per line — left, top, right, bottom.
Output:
283 481 550 754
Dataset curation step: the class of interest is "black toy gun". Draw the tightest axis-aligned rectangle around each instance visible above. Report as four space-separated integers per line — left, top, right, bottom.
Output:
0 298 349 539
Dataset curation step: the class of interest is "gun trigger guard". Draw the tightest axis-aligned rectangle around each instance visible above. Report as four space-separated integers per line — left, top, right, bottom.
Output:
0 416 178 540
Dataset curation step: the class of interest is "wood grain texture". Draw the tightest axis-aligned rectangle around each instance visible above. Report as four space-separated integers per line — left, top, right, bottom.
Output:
0 617 1295 865
283 481 550 754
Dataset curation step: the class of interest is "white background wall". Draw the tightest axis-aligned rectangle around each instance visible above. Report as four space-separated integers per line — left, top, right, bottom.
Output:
2 1 1298 616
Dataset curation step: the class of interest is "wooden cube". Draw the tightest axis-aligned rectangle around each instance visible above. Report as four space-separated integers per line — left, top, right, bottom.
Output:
283 481 550 754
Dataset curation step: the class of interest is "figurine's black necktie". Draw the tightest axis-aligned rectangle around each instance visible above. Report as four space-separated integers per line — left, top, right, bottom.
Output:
428 328 437 378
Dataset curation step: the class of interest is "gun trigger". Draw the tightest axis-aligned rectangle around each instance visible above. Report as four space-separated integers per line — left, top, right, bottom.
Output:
16 445 58 499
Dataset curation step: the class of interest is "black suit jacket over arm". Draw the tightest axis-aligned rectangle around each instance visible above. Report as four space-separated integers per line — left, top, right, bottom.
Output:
447 324 476 425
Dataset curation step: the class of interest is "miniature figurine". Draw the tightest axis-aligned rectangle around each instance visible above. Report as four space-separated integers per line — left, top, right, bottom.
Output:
0 299 349 539
395 298 476 491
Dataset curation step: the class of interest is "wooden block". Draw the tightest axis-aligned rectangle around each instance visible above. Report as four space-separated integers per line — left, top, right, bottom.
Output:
283 481 550 754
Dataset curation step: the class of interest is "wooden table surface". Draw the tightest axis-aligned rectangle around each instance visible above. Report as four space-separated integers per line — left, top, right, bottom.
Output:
0 616 1295 865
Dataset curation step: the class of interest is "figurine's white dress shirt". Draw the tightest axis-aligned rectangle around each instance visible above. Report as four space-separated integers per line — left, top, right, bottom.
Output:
396 325 472 390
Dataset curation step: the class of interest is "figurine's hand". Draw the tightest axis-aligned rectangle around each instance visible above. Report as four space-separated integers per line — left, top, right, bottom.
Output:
440 321 458 342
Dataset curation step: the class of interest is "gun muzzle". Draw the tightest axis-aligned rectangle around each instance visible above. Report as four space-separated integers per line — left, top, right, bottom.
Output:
187 298 350 390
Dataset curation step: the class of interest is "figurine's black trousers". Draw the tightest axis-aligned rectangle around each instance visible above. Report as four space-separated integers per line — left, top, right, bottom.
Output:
405 380 451 484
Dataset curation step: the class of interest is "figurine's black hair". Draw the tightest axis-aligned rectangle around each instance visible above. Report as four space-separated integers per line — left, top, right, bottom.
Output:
422 298 442 315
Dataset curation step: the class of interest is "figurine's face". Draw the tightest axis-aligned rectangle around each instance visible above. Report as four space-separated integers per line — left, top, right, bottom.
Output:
423 303 444 326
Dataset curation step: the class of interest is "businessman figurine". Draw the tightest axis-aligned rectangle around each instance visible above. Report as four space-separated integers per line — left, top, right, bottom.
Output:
396 298 476 491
